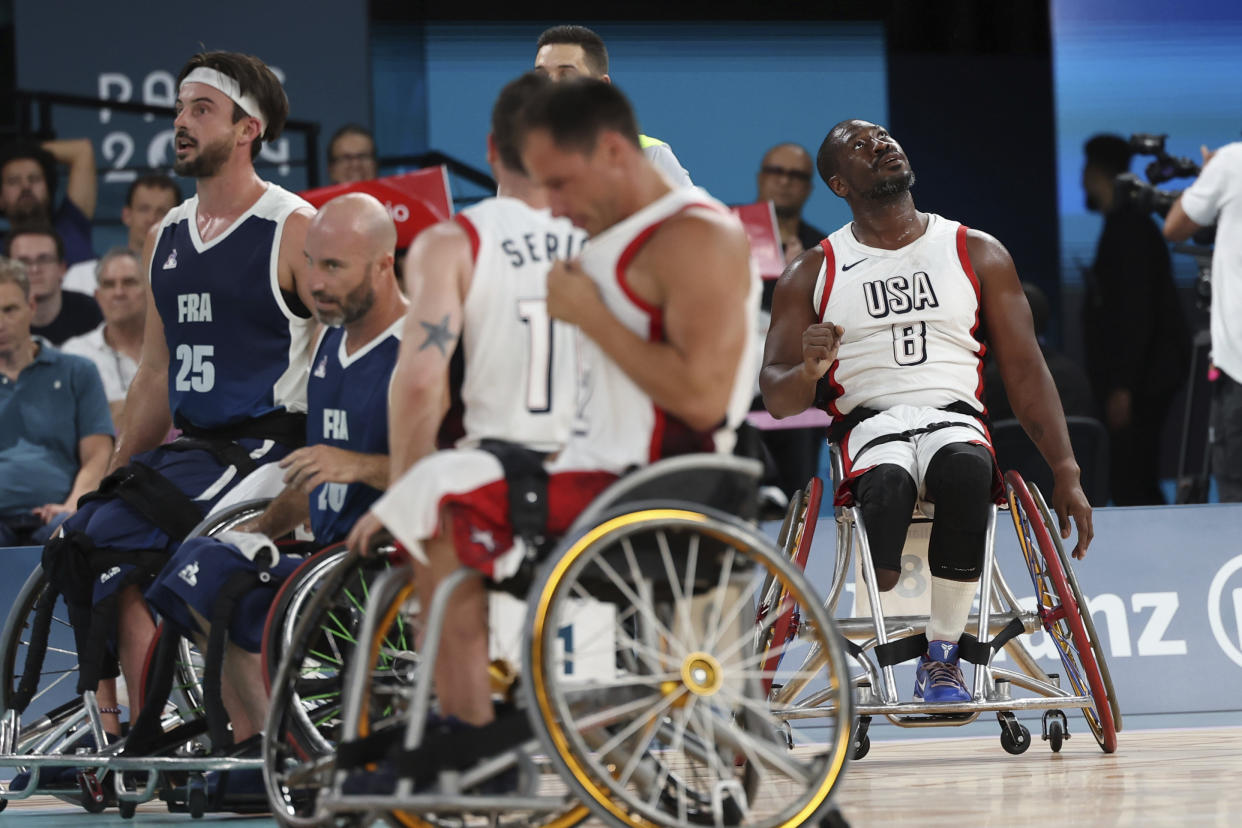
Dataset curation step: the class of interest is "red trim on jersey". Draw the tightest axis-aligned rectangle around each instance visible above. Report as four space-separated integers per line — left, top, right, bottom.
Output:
612 201 720 463
956 224 989 411
816 238 837 320
815 239 845 417
454 213 480 263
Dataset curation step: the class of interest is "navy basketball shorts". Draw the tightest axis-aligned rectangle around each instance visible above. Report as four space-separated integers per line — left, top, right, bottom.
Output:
67 438 292 610
146 535 305 653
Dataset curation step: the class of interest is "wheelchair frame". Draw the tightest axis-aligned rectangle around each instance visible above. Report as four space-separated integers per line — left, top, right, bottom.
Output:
765 443 1119 757
0 499 276 817
268 455 856 828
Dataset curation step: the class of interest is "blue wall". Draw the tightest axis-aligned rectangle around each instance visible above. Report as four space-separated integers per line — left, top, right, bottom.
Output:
1051 0 1242 286
375 21 887 231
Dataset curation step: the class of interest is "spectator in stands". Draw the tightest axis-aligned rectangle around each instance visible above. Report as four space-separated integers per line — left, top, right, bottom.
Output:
0 257 113 546
122 174 181 254
327 124 379 184
984 282 1095 422
0 139 98 265
1082 134 1190 505
61 248 145 423
534 25 693 187
7 225 101 344
63 174 182 296
758 142 827 267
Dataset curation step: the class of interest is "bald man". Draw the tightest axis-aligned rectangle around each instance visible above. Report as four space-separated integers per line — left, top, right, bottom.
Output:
145 192 407 747
757 142 826 268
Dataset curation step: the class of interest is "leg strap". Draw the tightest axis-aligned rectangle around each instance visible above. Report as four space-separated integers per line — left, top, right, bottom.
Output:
78 462 203 541
122 626 182 756
956 617 1026 665
202 570 265 750
874 633 929 667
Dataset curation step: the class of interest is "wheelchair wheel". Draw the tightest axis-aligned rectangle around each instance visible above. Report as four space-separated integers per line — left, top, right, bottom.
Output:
525 506 852 828
261 543 349 685
756 478 823 697
1005 472 1117 754
263 550 416 827
1026 481 1124 733
0 564 91 756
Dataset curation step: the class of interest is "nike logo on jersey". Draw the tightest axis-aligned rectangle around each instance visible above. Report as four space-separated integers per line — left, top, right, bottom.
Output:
163 248 178 270
842 258 867 271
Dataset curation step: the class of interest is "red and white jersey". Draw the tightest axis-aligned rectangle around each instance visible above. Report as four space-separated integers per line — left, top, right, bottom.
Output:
813 213 986 416
453 197 587 451
552 187 761 474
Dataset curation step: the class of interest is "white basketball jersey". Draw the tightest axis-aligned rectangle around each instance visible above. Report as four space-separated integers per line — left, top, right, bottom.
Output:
553 187 761 474
812 214 985 416
454 197 587 451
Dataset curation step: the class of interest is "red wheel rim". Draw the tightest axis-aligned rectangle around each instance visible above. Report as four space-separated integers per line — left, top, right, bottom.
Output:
1006 470 1117 753
761 477 823 695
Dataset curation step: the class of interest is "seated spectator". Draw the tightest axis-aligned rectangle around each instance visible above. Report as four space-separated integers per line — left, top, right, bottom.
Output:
757 142 827 268
0 257 113 546
327 124 379 184
0 139 97 265
61 248 145 423
7 225 102 344
64 173 182 295
983 282 1094 421
755 142 829 497
123 174 182 254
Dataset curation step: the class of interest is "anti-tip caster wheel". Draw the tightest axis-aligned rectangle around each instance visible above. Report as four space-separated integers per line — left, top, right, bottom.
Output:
119 799 138 819
999 715 1031 755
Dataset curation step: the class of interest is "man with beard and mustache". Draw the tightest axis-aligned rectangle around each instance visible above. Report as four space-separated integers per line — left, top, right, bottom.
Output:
144 194 405 785
0 138 98 266
761 119 1093 704
32 50 318 782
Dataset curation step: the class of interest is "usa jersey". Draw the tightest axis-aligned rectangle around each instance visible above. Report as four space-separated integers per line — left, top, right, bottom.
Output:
150 185 315 430
453 197 586 451
812 214 985 416
305 321 401 544
552 187 761 475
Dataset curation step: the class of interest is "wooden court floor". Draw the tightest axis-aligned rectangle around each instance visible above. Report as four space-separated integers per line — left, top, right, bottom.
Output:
3 726 1239 826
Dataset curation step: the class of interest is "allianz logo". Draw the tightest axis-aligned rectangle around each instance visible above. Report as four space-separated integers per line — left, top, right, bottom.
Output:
999 592 1185 663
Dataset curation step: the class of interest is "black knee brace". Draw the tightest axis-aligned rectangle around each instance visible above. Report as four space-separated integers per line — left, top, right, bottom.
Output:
854 463 918 576
924 442 994 580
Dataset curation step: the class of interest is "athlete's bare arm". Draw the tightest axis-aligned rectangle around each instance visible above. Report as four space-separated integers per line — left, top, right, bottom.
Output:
972 230 1093 557
549 212 750 431
346 221 472 555
278 207 321 354
759 247 844 418
110 224 174 471
387 221 473 479
236 484 309 539
277 207 318 309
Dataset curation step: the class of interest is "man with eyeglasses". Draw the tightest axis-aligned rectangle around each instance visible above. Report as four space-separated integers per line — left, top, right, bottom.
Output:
757 143 826 267
6 225 101 344
327 123 379 185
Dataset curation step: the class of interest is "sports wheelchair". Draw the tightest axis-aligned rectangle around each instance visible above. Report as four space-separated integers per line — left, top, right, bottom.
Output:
761 442 1121 760
0 495 276 816
264 454 856 828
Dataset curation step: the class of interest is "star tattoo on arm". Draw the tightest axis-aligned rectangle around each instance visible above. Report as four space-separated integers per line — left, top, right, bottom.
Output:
418 314 458 356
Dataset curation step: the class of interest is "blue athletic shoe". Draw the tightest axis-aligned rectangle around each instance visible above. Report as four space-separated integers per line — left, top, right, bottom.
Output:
913 640 971 703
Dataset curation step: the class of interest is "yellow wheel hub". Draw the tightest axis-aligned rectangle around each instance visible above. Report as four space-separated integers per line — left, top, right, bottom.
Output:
680 652 724 697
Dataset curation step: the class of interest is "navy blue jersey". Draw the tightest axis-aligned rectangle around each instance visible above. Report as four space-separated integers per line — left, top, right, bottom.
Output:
305 321 401 543
149 185 315 430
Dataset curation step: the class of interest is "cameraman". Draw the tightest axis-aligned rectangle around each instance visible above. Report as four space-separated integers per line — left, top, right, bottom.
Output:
1083 134 1189 505
1165 142 1242 502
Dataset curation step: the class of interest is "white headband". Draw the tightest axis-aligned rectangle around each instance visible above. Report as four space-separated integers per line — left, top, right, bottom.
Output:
180 67 268 137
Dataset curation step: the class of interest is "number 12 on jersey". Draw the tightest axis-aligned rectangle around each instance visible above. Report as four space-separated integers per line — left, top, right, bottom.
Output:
517 298 554 413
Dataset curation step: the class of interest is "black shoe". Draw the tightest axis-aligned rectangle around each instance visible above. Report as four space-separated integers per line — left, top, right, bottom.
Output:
8 732 116 792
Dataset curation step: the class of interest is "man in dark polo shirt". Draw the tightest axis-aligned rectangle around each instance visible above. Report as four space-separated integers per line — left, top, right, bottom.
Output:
8 225 102 344
0 256 113 546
